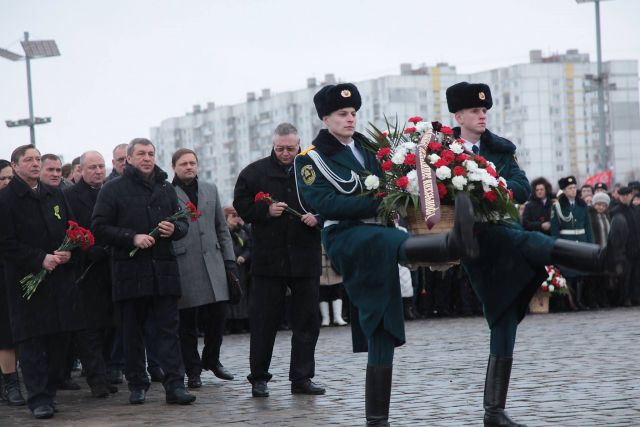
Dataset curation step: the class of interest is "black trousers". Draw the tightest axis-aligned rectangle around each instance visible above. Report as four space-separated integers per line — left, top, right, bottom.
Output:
119 296 185 392
248 275 320 384
75 328 113 386
179 302 228 376
18 333 71 411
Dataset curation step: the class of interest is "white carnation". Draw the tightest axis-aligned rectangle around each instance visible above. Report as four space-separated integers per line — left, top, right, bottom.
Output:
406 170 419 196
391 148 407 165
436 166 452 180
416 121 432 132
364 175 380 190
450 142 464 155
428 153 441 165
403 141 417 151
464 160 478 171
548 285 555 293
467 169 484 182
498 177 507 188
482 174 498 188
451 175 468 190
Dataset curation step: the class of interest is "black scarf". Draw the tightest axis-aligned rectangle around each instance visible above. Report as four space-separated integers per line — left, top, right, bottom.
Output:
172 176 198 207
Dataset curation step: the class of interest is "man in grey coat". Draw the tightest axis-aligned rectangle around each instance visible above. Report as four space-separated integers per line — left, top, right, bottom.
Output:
171 148 239 388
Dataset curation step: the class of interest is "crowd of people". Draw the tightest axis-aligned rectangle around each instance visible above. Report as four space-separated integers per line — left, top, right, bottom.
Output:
0 80 638 427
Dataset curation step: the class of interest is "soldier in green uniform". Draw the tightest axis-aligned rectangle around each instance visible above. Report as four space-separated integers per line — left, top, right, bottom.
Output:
295 83 480 427
446 82 619 427
551 176 594 310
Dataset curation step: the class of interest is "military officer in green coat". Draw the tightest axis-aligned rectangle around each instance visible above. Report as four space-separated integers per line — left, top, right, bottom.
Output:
295 83 480 427
551 175 594 309
447 82 618 427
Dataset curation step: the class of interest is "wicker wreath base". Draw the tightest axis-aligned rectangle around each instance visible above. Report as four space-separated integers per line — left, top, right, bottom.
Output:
405 205 459 267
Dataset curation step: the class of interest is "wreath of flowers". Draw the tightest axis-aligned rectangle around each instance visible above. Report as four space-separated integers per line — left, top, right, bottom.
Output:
540 265 569 296
361 116 519 222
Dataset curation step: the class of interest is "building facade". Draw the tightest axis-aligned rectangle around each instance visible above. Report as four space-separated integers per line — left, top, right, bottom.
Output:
151 50 640 204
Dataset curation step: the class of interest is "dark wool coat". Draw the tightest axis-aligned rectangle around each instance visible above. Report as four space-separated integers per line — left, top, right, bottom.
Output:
233 150 321 278
453 127 555 327
522 197 552 234
91 165 188 302
294 130 409 352
64 178 113 328
0 177 84 342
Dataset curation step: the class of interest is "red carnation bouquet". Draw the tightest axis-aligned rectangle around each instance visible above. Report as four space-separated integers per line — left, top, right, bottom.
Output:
129 201 201 257
21 220 95 300
254 192 303 218
540 265 569 296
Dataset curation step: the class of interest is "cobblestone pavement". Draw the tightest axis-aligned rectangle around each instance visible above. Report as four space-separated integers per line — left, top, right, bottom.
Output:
1 307 639 426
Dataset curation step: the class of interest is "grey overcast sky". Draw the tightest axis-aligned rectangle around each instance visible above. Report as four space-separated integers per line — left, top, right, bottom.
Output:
1 0 639 164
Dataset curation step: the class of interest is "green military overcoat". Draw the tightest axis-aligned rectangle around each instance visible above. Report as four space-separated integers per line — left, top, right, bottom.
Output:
454 128 556 327
295 129 409 352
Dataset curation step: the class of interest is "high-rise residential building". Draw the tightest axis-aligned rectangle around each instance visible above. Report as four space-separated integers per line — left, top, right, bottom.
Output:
151 50 639 204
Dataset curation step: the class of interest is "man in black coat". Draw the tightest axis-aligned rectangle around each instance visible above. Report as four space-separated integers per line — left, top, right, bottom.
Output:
233 123 324 398
64 151 116 397
0 145 84 419
522 177 553 235
92 138 195 405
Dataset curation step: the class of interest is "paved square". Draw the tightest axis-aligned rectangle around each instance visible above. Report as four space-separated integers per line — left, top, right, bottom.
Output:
2 307 639 426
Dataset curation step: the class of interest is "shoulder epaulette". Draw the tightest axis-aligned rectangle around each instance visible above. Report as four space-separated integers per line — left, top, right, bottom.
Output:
299 145 316 156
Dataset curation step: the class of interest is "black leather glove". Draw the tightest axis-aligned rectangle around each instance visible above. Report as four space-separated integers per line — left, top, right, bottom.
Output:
224 260 240 278
224 260 242 304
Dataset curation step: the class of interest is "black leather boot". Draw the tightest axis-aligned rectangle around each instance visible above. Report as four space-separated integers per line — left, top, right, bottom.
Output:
365 365 392 427
551 239 622 275
483 355 526 427
2 372 26 406
403 193 479 263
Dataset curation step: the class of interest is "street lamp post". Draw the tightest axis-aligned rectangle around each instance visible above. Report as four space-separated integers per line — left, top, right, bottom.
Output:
0 31 60 145
576 0 612 171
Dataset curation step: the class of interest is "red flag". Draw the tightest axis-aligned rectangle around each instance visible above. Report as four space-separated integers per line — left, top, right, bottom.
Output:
584 170 612 187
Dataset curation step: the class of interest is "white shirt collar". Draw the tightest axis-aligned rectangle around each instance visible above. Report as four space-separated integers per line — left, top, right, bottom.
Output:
461 138 481 153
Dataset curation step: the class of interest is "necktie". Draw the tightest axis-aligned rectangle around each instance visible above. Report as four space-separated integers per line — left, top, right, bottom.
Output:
472 145 479 154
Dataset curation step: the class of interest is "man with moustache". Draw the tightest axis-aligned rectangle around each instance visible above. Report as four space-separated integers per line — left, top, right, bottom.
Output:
64 151 117 397
92 138 195 405
0 145 84 419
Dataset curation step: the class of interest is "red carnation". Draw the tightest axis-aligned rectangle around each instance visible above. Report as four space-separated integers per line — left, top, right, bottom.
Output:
485 167 498 178
434 159 447 168
374 192 387 198
508 189 514 200
377 147 392 159
453 166 466 176
408 116 423 124
475 155 487 166
541 285 549 292
254 192 271 203
403 153 416 166
457 153 470 162
396 176 409 189
440 150 455 163
428 141 443 152
455 138 465 143
404 127 417 134
440 126 454 135
381 160 393 171
185 201 201 221
483 191 498 203
437 182 448 199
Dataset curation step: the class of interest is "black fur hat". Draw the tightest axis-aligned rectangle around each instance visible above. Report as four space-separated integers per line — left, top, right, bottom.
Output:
313 83 362 119
558 176 577 190
446 82 493 113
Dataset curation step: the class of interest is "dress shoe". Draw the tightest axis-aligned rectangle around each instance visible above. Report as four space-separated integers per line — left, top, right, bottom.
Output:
59 378 81 390
187 374 202 389
291 379 326 395
147 366 165 383
129 389 146 404
107 370 123 384
251 380 269 397
166 387 196 405
212 363 234 381
90 383 110 398
32 404 55 419
107 383 118 394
